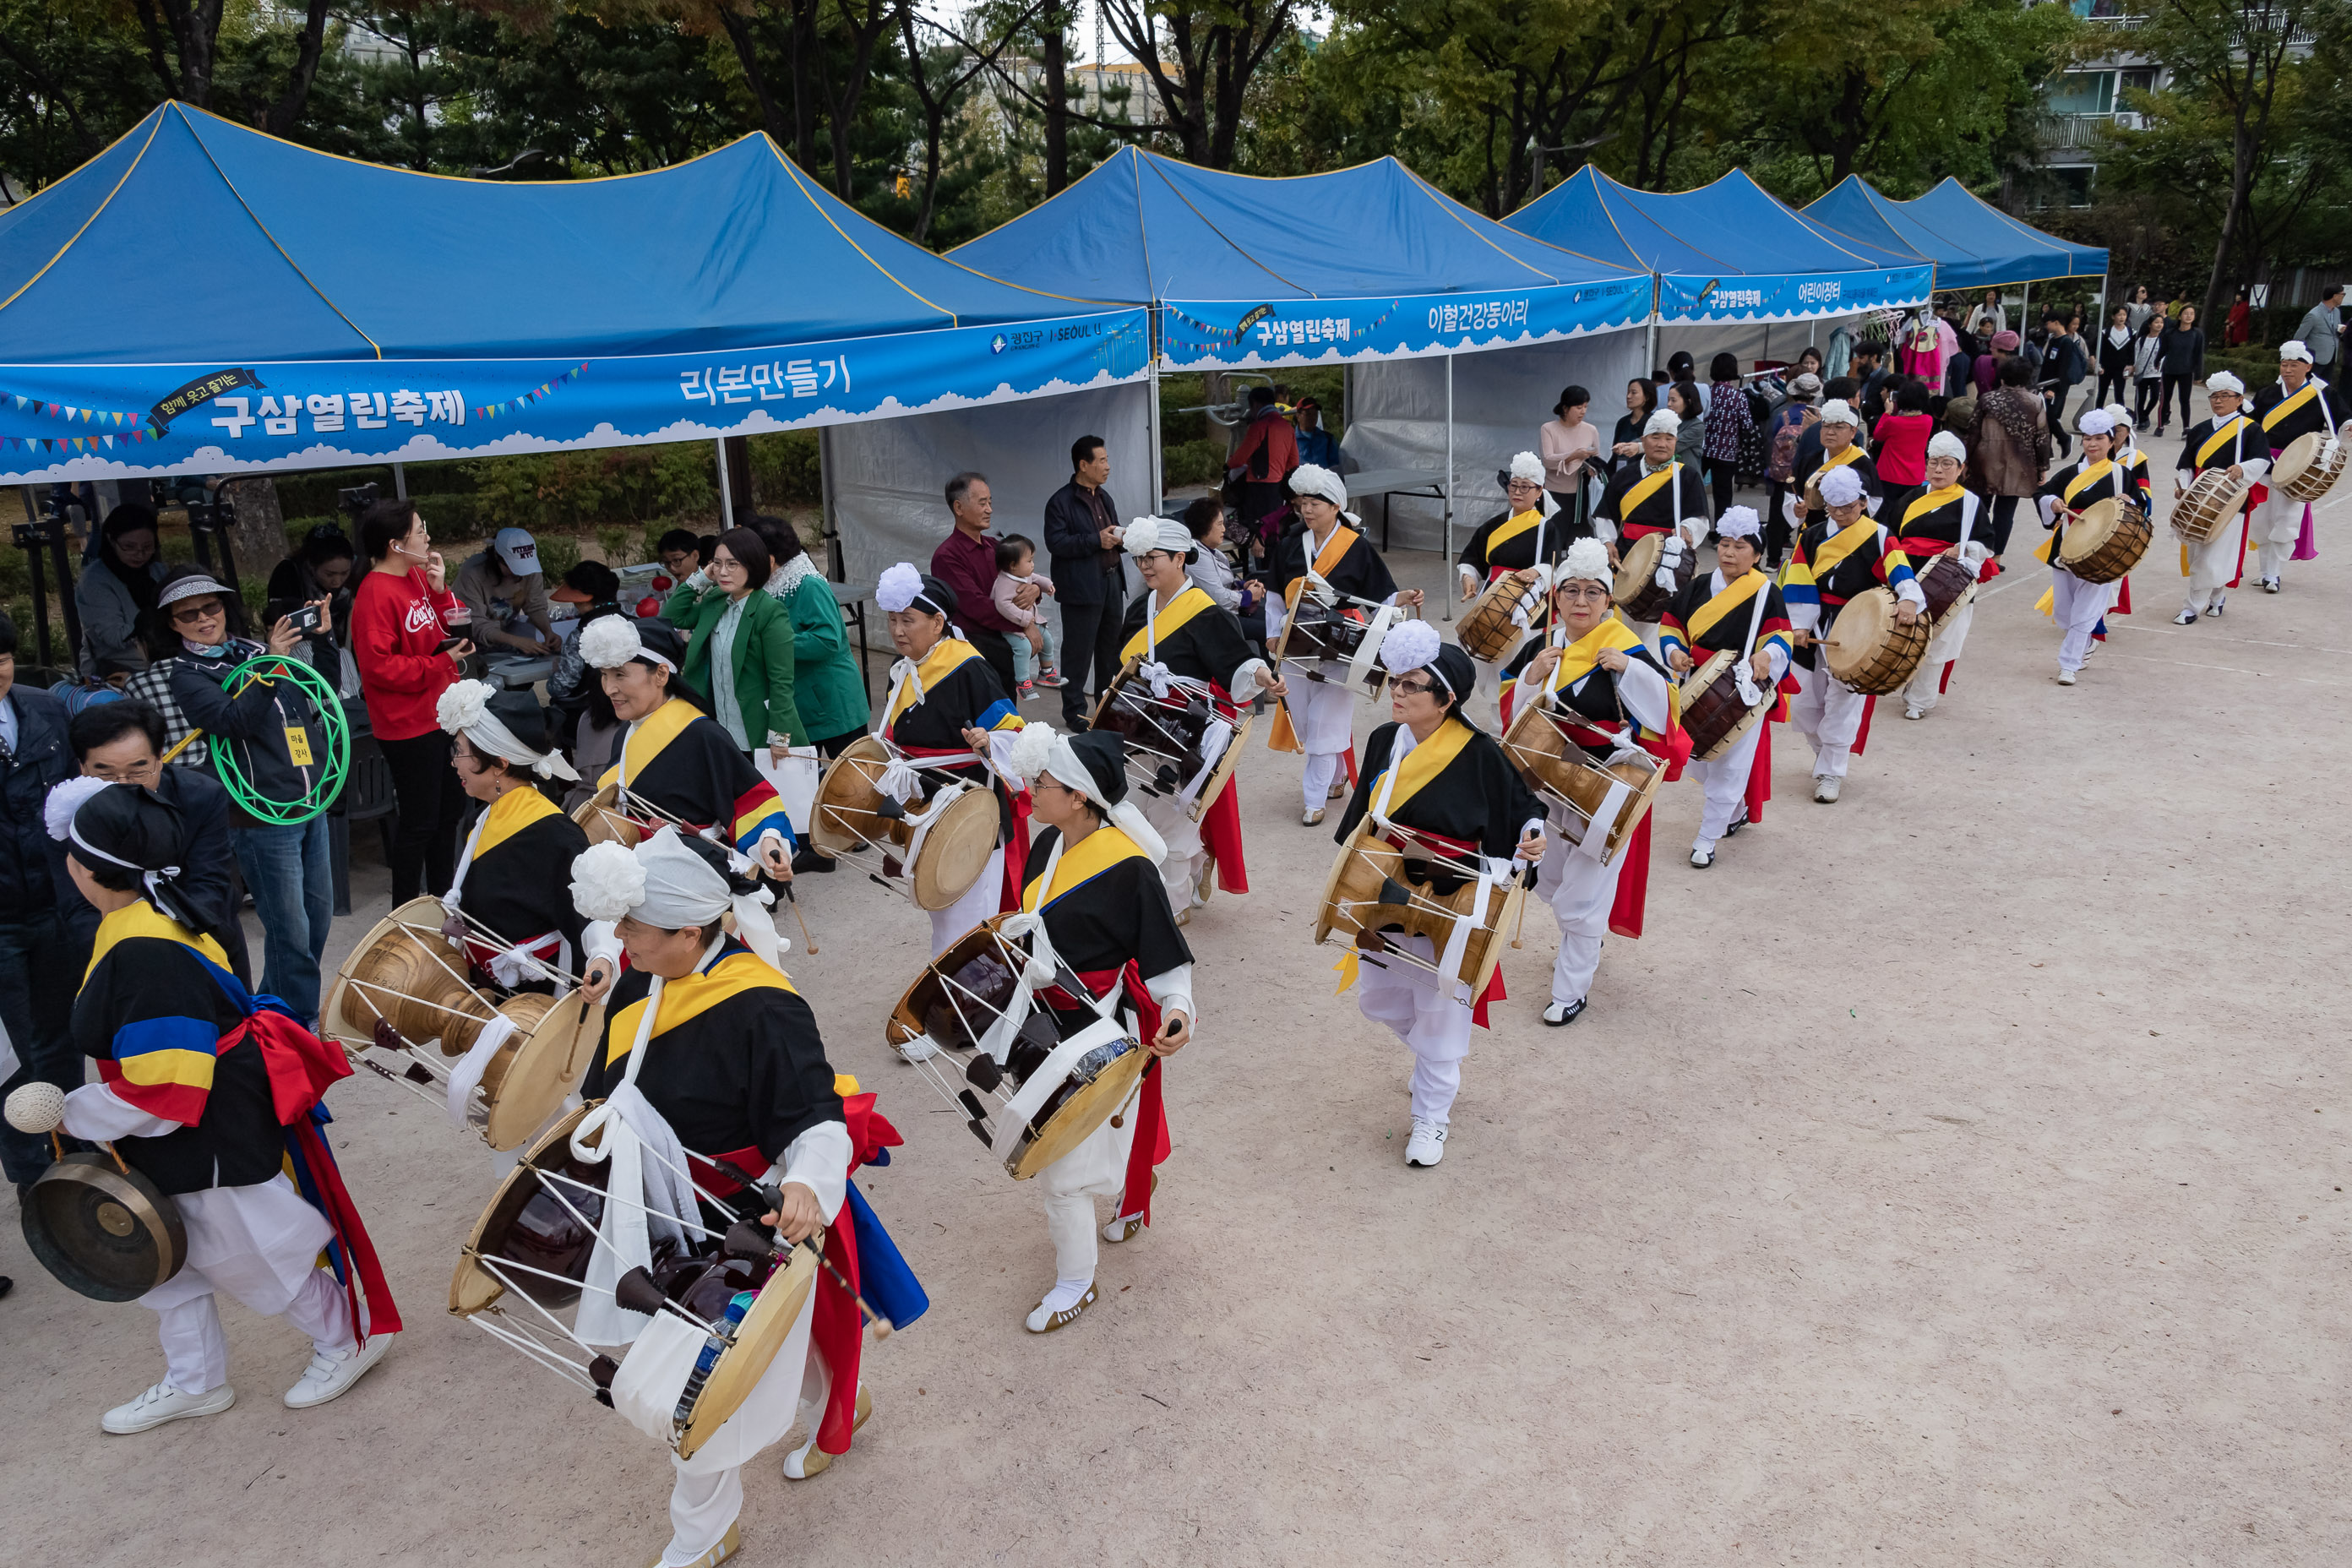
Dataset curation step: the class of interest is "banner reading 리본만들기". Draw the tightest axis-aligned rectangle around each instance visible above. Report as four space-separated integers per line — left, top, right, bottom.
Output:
1656 266 1933 326
1158 277 1652 369
0 308 1149 483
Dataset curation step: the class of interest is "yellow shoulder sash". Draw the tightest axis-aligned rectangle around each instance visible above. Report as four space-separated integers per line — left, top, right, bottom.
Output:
1549 616 1647 697
1370 716 1477 817
2262 381 2319 432
605 948 798 1066
85 900 227 987
2062 460 2115 505
2199 416 2249 466
1617 463 1679 520
1810 517 1880 578
476 784 563 858
1683 569 1765 645
1484 508 1545 557
602 695 700 793
1023 825 1152 912
1119 585 1216 666
1901 486 1966 529
885 638 983 728
1284 525 1362 611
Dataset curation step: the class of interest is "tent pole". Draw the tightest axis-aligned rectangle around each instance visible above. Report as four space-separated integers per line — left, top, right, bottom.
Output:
392 462 406 502
1147 341 1164 517
713 437 733 523
1442 352 1455 623
2020 281 2031 331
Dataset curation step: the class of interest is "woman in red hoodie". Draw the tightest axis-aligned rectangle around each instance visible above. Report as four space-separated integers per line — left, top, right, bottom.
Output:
351 500 474 901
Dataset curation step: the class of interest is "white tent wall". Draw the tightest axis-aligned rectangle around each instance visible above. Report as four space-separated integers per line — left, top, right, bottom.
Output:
820 382 1151 594
1340 332 1648 555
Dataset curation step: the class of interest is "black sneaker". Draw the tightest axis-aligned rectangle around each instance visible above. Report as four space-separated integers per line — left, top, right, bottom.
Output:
791 848 836 874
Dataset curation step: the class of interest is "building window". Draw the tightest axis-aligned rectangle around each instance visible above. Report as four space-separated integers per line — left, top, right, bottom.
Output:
2047 71 2115 116
2030 167 2096 210
2119 67 2157 96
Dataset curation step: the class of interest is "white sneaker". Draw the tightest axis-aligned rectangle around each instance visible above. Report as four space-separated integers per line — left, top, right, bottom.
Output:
1542 998 1587 1026
2056 668 2077 686
283 1333 394 1410
2171 608 2199 625
102 1380 235 1435
1405 1119 1446 1167
1903 705 1924 720
2207 597 2225 618
1301 807 1325 827
1689 844 1715 868
1812 776 1841 803
2262 576 2282 593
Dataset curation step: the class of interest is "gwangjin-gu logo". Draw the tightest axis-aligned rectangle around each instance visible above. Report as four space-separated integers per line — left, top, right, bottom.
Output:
990 335 1008 355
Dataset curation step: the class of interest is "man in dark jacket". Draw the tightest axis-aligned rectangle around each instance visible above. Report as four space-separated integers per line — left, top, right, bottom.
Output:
1041 433 1129 729
52 701 251 988
2040 312 2088 456
0 610 79 1186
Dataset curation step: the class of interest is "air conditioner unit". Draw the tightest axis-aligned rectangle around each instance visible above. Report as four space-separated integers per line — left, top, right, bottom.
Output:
2114 112 2146 129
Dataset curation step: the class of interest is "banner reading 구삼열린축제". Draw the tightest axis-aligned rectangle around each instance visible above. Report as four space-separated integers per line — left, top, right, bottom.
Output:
0 308 1149 483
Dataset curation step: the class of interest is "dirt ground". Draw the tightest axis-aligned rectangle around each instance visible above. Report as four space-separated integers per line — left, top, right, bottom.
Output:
6 427 2347 1565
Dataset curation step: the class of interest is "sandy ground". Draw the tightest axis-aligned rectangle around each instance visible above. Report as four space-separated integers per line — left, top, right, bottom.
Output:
7 428 2348 1565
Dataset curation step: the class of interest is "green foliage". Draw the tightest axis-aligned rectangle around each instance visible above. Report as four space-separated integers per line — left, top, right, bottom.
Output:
746 431 825 509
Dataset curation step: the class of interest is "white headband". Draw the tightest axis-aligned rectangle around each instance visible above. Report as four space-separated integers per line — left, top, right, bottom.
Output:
579 613 674 674
1643 409 1680 437
1006 723 1167 864
1817 466 1865 507
1556 536 1611 585
1507 451 1544 485
1289 463 1348 507
1123 518 1191 558
436 679 580 782
1716 506 1761 542
2077 409 2115 438
2281 340 2314 364
1927 431 1967 464
2208 372 2245 395
1818 399 1858 427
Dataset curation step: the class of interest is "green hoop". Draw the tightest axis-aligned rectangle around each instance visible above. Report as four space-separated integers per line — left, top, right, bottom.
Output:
210 655 351 825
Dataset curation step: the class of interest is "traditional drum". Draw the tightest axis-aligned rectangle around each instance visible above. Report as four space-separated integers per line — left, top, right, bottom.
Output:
1914 547 1979 641
1271 599 1399 701
450 1103 821 1462
1313 822 1524 999
1497 698 1663 863
2170 466 2253 543
884 917 1148 1181
19 1151 186 1302
322 898 602 1150
1612 531 1696 623
574 783 645 848
1821 586 1930 695
1678 650 1774 764
2270 424 2350 504
1088 658 1253 823
809 736 1000 911
1457 568 1545 662
2056 496 2153 585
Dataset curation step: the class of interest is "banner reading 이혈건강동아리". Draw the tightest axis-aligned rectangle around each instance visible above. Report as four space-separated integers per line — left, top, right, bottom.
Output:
0 308 1149 483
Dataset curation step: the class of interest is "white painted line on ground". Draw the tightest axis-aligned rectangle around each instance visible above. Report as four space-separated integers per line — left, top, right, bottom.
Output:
2096 648 2346 685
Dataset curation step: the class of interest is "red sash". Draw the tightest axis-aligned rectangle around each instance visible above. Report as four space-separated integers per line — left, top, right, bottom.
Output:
1043 961 1173 1223
1136 679 1250 895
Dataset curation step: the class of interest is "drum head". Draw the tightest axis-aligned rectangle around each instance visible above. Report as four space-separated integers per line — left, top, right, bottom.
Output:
1612 533 1663 605
1821 590 1895 684
910 785 1001 911
2059 497 2126 563
1464 880 1524 1001
2273 431 2322 489
1008 1041 1148 1180
451 1103 598 1316
21 1154 185 1302
811 737 892 855
1086 656 1141 731
675 1240 818 1460
322 896 466 1046
480 992 604 1152
572 785 642 849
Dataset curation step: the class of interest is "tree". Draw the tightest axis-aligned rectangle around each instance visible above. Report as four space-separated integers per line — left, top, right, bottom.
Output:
896 1 1039 239
1102 0 1294 169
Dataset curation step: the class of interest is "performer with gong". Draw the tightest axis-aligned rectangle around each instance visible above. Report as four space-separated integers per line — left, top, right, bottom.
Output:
1881 433 1996 721
1497 542 1683 1026
2034 409 2132 687
34 779 400 1434
435 678 593 992
1266 465 1423 825
1337 623 1545 1166
1113 518 1283 920
2247 340 2343 593
1003 722 1194 1332
2171 372 2267 624
1657 508 1794 868
868 564 1029 956
569 828 908 1563
1778 466 1923 798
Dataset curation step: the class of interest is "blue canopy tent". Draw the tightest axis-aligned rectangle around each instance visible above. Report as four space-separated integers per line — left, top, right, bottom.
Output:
1506 167 1934 368
1804 176 2109 292
947 148 1652 562
0 103 1146 489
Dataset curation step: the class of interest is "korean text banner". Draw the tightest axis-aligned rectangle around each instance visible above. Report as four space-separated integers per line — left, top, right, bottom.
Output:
0 309 1148 484
1158 279 1652 369
1656 266 1932 325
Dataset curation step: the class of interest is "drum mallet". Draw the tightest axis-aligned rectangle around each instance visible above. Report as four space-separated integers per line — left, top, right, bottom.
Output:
780 880 818 955
708 1159 892 1338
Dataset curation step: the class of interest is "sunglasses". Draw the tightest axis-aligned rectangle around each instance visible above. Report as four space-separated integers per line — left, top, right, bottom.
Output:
1391 676 1442 696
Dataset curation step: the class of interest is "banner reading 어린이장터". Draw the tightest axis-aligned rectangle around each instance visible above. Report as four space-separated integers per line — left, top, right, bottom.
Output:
1158 278 1652 369
0 308 1150 483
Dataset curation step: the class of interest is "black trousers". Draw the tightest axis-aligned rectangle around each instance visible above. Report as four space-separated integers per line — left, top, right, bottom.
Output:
2094 368 2130 407
2159 374 2196 429
2045 384 2073 455
1990 494 2022 558
1764 482 1795 564
378 729 465 903
2134 376 2163 426
1707 459 1738 520
1057 585 1127 728
963 625 1019 705
814 727 865 760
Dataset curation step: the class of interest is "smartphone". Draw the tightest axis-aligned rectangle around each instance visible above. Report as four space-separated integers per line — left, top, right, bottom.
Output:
434 635 464 655
286 604 324 634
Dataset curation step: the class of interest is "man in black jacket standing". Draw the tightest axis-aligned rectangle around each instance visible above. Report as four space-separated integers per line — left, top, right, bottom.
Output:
1042 433 1129 729
0 610 79 1189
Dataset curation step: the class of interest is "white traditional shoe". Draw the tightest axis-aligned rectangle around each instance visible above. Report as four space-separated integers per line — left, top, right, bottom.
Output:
1328 777 1349 799
1025 1283 1098 1333
2056 668 2077 686
782 1387 873 1479
1903 705 1925 719
2207 598 2225 617
1689 844 1715 868
1542 998 1587 1026
2172 608 2199 625
893 1033 939 1063
1812 776 1841 803
1173 906 1192 928
1301 807 1325 827
101 1380 235 1435
1723 808 1746 840
283 1332 394 1410
1404 1119 1446 1167
2262 576 2282 593
645 1522 739 1568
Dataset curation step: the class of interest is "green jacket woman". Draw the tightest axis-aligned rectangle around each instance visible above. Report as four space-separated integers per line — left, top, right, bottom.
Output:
765 539 869 749
662 528 807 750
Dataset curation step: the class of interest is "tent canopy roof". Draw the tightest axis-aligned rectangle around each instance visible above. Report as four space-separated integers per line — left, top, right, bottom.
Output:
949 147 1639 302
1803 176 2108 291
1505 167 1921 276
0 103 1097 366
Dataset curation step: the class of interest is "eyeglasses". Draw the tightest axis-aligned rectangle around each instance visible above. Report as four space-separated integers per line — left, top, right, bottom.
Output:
1554 583 1611 601
85 759 161 784
1391 676 1448 697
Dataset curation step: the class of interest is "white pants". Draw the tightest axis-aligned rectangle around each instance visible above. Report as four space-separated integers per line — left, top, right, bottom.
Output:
1353 933 1473 1124
927 844 1004 958
1142 791 1206 908
2050 568 2105 673
2182 515 2247 614
659 1287 824 1566
1687 718 1761 852
1533 834 1621 1008
1790 662 1868 779
1040 1095 1143 1282
140 1175 354 1395
2254 487 2302 581
1902 600 1974 714
1282 671 1357 811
